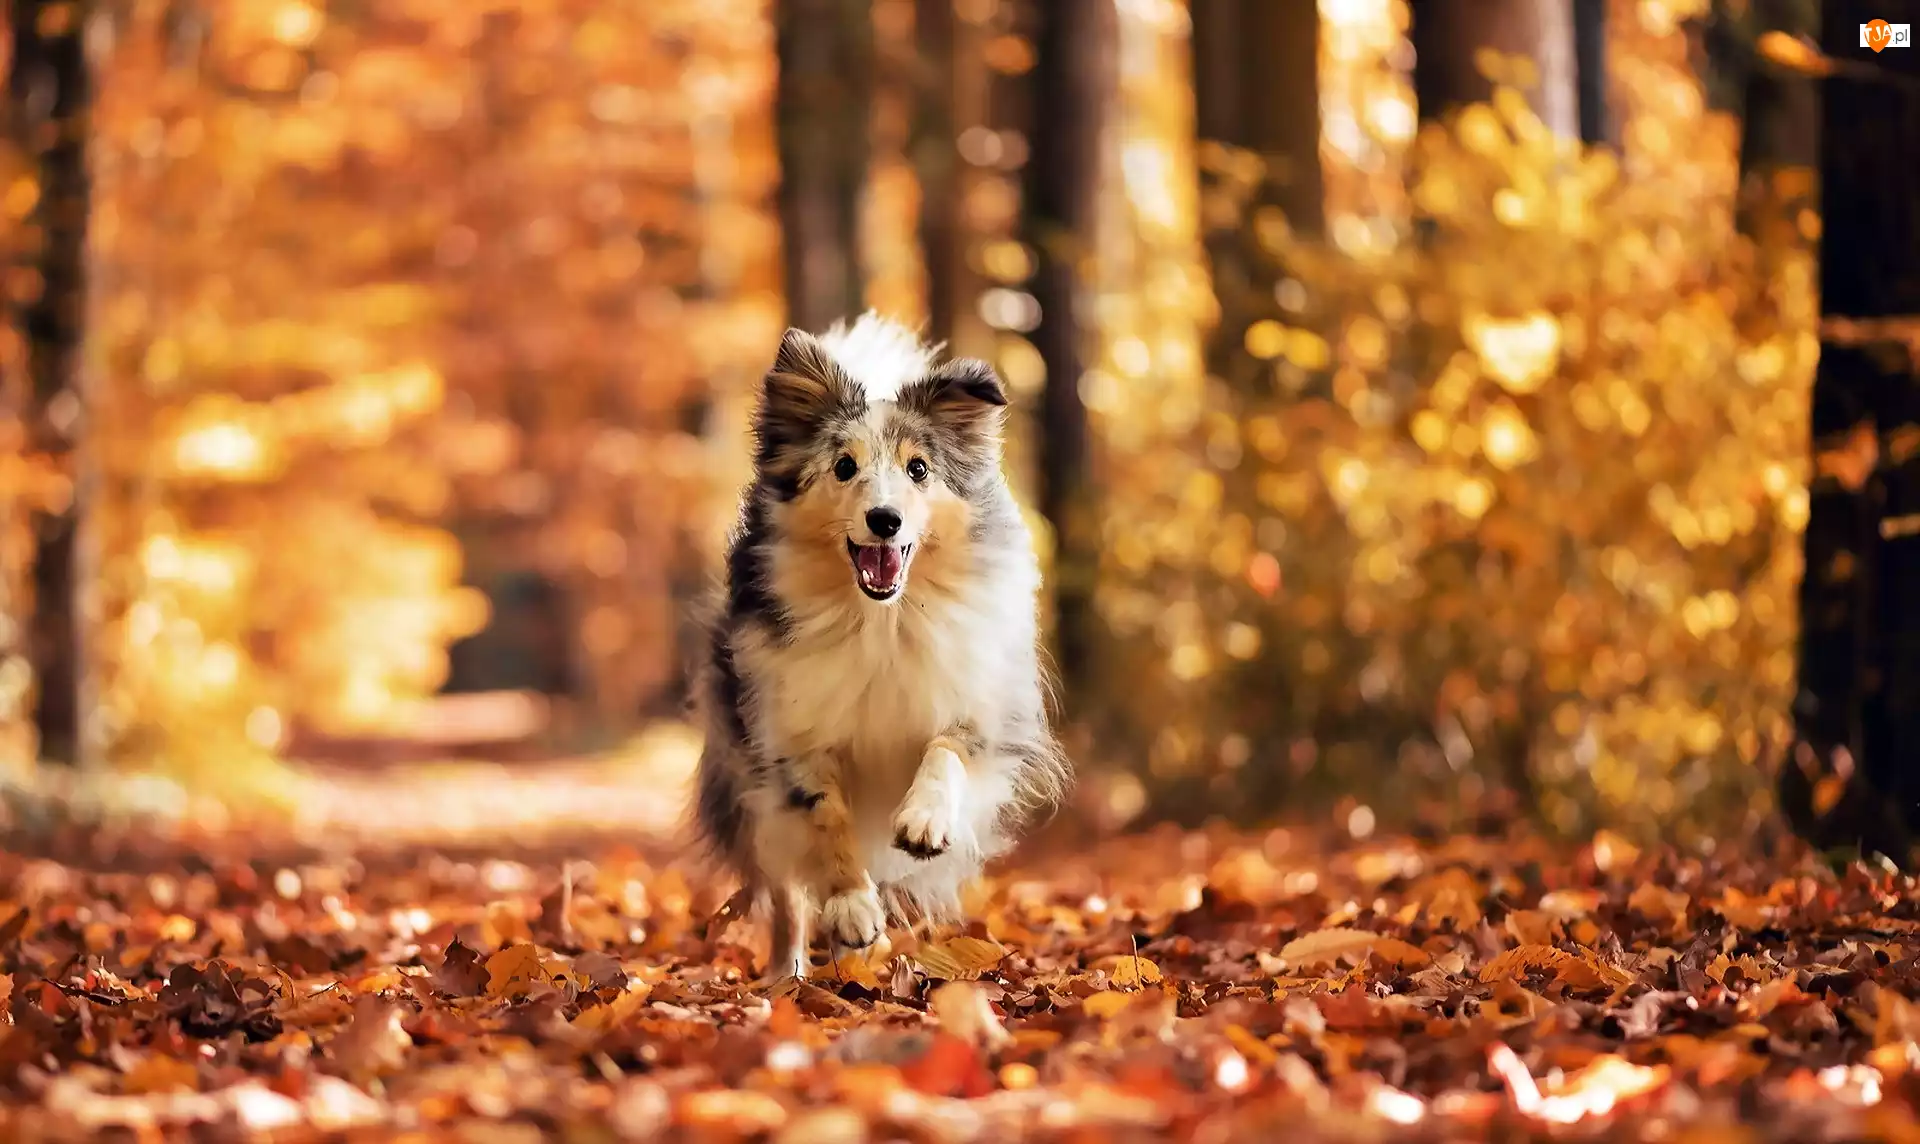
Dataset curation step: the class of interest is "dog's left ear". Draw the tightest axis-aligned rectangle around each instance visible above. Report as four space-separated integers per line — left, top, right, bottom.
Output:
904 358 1008 434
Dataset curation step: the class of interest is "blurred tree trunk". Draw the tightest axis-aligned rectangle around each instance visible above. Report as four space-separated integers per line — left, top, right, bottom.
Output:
1026 0 1109 698
1785 0 1920 859
779 0 874 332
7 0 89 765
1734 0 1818 240
912 0 959 348
1192 0 1321 236
1410 0 1580 135
1572 0 1613 145
1193 0 1322 388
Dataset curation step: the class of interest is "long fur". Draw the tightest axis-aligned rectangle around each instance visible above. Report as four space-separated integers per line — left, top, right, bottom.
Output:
693 312 1069 979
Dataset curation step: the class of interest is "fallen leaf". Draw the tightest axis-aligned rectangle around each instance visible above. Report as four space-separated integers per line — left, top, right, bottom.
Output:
913 936 1007 981
122 1052 200 1095
482 900 533 949
930 980 1012 1048
1589 830 1641 873
572 982 653 1034
1082 990 1137 1020
1629 884 1691 929
484 944 550 999
1091 953 1164 988
829 951 882 991
1480 944 1628 992
899 1033 994 1098
325 997 412 1085
432 938 491 997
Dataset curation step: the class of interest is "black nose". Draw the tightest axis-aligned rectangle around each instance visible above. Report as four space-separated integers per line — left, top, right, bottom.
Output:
866 507 902 539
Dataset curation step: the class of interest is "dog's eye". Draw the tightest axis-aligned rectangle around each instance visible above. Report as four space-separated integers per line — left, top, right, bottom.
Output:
832 455 858 482
906 457 929 483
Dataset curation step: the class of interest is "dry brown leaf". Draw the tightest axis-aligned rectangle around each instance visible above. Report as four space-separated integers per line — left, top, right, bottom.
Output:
1537 890 1600 918
912 936 1007 981
1629 884 1691 928
1091 953 1164 988
929 981 1012 1049
1279 927 1431 971
1279 928 1372 969
122 1052 200 1095
325 997 412 1084
1482 979 1550 1029
482 900 533 949
1082 990 1137 1020
1479 944 1629 992
1712 888 1774 930
1590 830 1641 872
1505 910 1561 946
572 983 653 1034
485 943 550 999
1416 868 1484 929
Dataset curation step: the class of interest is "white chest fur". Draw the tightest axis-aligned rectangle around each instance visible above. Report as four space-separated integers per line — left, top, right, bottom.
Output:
755 584 1017 784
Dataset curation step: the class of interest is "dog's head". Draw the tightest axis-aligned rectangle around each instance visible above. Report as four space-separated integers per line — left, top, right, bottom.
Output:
751 319 1008 603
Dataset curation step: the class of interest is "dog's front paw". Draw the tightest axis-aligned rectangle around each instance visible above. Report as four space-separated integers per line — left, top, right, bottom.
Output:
892 795 954 859
818 886 886 950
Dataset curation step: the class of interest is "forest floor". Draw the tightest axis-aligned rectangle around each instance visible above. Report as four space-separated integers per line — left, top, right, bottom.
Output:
2 788 1919 1142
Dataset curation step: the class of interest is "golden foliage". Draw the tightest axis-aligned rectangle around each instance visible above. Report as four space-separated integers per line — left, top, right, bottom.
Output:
1077 0 1217 766
1130 1 1813 839
79 0 780 773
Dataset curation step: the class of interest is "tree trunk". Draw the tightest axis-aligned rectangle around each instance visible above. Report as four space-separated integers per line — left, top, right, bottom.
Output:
7 0 89 765
1193 0 1322 400
912 0 959 348
1410 0 1580 136
1735 0 1818 239
1193 0 1322 235
1572 0 1613 145
778 0 873 332
1025 0 1109 698
1787 0 1920 859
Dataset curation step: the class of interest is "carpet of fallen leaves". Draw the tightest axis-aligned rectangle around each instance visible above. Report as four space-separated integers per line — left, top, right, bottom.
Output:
5 820 1920 1142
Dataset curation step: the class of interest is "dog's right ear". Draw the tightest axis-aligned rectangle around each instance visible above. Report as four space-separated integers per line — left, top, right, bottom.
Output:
759 328 851 443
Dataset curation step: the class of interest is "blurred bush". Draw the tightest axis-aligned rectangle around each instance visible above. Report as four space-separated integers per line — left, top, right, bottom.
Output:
1092 25 1815 845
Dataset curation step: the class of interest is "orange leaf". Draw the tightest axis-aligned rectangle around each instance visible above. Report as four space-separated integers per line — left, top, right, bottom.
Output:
1082 990 1136 1020
571 982 652 1033
484 944 550 999
1090 953 1164 988
1279 927 1430 970
912 936 1007 981
830 951 883 990
1481 944 1629 991
1628 885 1690 933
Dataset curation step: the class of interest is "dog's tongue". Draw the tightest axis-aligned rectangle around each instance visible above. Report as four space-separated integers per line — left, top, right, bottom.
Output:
855 544 904 593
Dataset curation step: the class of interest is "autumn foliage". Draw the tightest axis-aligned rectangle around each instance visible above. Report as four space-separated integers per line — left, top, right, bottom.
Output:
1102 2 1814 842
66 0 781 777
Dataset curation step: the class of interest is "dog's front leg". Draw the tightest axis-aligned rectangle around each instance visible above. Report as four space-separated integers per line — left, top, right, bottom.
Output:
893 722 986 859
780 754 886 953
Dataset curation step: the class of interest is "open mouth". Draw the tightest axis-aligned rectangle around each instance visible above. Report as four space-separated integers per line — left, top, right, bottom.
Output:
846 539 913 601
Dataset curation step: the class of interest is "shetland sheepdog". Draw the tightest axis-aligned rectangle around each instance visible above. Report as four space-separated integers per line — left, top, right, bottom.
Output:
694 313 1069 980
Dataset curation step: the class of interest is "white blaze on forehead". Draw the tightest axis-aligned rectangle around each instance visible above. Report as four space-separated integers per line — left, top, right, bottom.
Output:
819 312 940 403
